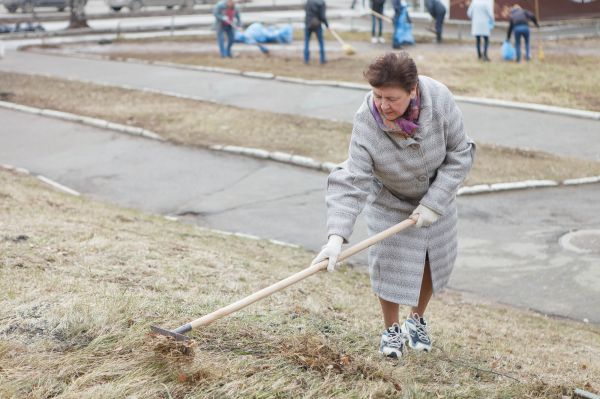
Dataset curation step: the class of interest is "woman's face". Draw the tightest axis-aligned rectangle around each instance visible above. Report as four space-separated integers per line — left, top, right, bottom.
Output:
373 85 417 121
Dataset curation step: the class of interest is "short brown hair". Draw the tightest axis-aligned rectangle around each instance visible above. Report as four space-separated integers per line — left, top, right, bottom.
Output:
363 52 418 92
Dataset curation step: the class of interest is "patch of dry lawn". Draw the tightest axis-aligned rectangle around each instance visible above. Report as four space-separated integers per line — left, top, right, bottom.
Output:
93 37 600 111
1 169 599 398
2 71 600 186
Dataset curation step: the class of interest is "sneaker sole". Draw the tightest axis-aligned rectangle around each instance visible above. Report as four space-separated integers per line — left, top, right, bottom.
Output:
400 325 431 352
407 341 431 352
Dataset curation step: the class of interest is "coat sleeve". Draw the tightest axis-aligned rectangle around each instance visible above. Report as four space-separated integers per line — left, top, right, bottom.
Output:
527 11 539 27
420 96 476 216
213 4 223 22
235 8 241 26
326 118 374 243
319 3 329 27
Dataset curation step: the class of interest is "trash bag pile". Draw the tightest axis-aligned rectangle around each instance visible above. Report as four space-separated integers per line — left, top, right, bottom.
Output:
234 23 293 44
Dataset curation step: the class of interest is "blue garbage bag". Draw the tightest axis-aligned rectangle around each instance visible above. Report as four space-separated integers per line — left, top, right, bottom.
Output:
502 40 515 61
244 22 268 43
235 23 293 44
393 7 414 48
269 24 293 43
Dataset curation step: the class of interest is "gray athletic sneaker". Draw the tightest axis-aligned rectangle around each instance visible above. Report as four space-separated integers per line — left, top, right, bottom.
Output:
379 323 406 359
401 314 432 352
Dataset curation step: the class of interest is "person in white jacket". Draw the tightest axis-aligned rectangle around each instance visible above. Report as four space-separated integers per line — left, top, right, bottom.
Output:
467 0 494 61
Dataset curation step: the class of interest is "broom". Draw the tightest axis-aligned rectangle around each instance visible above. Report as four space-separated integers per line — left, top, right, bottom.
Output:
366 7 393 24
534 0 544 61
328 27 356 56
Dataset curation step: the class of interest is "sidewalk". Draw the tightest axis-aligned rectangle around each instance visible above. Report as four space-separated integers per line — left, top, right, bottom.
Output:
1 50 599 161
2 107 599 323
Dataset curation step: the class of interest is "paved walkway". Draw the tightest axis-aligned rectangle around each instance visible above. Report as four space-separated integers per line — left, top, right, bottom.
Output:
1 50 599 160
2 107 599 323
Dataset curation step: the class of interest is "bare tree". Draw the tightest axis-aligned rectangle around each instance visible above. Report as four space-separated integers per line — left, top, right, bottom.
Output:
69 0 89 29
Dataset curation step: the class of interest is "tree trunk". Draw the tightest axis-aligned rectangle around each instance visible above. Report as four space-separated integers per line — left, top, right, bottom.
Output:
69 0 89 29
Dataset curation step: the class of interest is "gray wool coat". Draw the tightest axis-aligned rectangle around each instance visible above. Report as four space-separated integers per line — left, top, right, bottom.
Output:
326 75 476 306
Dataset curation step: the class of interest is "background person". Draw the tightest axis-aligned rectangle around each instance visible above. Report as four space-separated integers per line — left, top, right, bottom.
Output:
370 0 386 43
213 0 241 58
425 0 446 43
304 0 329 64
312 52 476 359
351 0 365 11
467 0 494 61
392 0 414 49
506 4 539 62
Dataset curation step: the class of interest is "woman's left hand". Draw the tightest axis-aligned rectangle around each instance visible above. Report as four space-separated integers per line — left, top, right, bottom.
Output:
411 204 440 228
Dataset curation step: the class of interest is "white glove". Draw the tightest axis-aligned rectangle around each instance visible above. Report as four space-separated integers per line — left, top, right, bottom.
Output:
411 204 440 228
311 234 344 272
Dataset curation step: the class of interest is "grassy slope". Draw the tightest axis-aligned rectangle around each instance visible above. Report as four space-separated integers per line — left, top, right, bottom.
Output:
2 71 600 186
1 170 599 398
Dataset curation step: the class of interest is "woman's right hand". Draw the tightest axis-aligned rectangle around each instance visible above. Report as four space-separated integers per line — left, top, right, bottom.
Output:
311 235 344 272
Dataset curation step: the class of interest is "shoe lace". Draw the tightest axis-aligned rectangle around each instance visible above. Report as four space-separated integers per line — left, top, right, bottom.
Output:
385 325 406 348
411 313 430 343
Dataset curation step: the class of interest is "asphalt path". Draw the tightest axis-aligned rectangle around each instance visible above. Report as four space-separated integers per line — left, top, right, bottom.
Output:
1 50 599 161
2 107 599 324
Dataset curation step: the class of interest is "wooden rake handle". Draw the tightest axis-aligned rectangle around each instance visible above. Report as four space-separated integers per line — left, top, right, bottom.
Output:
328 27 347 46
366 8 393 24
187 217 416 330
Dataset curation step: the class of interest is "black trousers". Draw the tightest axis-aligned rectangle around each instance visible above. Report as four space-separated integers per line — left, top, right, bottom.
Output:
476 35 489 58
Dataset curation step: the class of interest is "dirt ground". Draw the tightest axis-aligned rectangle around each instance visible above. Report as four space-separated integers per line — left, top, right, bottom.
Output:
1 168 599 398
3 71 600 186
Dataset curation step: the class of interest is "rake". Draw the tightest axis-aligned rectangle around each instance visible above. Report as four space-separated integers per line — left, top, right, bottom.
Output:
151 217 416 341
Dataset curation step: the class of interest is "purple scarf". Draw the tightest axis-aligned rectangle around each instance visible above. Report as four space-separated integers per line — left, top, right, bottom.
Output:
369 88 421 137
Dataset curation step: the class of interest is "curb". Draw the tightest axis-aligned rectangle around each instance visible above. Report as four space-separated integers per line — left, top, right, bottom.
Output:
29 49 600 121
0 100 163 141
2 94 600 197
0 163 80 196
0 163 302 249
162 215 302 249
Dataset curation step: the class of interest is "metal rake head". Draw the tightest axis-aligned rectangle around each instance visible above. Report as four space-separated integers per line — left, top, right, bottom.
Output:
150 324 192 341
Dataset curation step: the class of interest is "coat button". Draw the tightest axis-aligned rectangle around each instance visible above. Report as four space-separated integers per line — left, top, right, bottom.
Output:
418 175 427 182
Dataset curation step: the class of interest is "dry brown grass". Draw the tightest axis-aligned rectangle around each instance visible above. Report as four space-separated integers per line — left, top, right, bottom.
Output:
2 71 600 186
93 36 600 112
1 168 599 398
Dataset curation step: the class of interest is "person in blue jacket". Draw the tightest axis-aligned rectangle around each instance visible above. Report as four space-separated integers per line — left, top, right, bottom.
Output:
213 0 241 58
506 4 539 62
392 0 414 49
